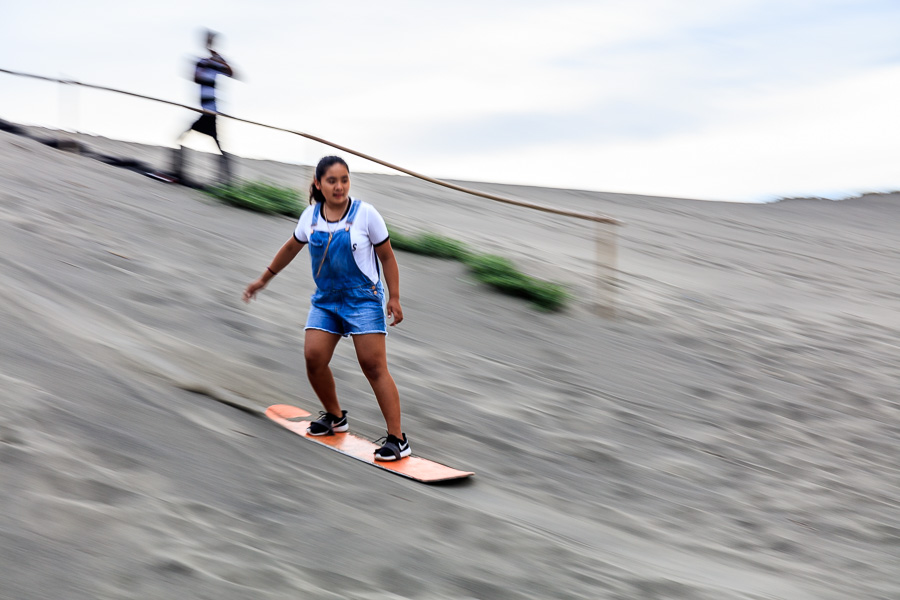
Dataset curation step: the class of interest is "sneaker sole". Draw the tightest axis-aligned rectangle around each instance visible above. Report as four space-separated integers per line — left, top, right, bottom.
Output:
307 422 349 436
374 446 411 462
306 429 333 436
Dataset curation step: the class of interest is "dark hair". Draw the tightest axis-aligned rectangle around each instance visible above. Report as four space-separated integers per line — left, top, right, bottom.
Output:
309 156 350 205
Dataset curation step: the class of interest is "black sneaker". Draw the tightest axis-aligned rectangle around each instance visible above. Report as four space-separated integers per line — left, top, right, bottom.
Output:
307 410 349 436
374 433 411 461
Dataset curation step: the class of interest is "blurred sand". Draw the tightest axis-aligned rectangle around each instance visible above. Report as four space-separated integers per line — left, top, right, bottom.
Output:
1 127 898 599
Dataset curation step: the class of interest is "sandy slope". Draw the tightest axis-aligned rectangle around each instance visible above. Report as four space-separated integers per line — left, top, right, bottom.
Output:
1 129 898 599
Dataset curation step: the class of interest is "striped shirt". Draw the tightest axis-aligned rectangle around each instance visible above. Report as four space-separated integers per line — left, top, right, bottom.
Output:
194 57 231 112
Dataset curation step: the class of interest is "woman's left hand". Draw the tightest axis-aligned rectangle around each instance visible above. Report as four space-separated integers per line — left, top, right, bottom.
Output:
386 297 403 326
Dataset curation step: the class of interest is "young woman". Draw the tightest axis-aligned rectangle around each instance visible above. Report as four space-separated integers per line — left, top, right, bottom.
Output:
243 156 410 461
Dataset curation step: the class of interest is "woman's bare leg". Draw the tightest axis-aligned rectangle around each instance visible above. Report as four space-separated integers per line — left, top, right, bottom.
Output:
304 329 343 415
352 333 402 437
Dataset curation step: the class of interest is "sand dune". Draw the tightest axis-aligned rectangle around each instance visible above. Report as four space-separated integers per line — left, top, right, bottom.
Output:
1 127 898 599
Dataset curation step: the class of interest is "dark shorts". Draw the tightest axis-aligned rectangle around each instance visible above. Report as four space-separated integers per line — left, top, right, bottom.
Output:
190 113 218 138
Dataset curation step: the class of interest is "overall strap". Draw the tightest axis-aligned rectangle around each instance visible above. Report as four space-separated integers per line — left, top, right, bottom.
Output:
344 198 360 231
309 203 322 236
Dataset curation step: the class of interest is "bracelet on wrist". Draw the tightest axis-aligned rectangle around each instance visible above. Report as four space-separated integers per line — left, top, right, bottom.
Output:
267 266 278 276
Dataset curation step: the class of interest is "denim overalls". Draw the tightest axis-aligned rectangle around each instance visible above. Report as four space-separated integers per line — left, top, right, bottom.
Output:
305 200 386 336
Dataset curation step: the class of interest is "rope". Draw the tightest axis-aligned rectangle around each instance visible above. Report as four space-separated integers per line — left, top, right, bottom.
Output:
0 67 620 225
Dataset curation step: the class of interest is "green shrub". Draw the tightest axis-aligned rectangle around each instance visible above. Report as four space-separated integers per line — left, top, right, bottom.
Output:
389 228 569 312
464 254 570 312
463 253 519 278
386 228 420 252
390 230 471 261
207 181 303 218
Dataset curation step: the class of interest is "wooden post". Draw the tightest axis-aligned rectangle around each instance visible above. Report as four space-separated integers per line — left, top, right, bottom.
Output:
58 74 79 154
594 218 618 317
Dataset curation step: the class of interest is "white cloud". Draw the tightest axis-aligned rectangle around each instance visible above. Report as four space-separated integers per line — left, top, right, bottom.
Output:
412 63 900 201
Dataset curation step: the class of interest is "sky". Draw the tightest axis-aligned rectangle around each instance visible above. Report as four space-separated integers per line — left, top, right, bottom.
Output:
3 0 900 202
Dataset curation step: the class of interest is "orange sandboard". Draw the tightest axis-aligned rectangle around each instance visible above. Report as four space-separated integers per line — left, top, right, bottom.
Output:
265 404 474 483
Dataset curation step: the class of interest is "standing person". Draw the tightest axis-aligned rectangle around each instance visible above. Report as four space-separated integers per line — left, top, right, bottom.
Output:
173 29 235 185
243 156 411 461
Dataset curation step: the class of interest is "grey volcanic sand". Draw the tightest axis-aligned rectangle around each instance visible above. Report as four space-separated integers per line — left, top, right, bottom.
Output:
1 128 898 599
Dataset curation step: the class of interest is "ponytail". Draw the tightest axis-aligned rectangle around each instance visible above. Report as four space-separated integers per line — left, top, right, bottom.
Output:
309 181 326 205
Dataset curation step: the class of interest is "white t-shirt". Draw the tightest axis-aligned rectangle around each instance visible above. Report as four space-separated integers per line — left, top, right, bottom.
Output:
293 198 390 285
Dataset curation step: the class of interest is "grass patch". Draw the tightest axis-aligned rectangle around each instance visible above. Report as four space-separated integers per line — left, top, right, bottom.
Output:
464 254 570 312
206 181 304 218
389 228 570 312
389 230 472 261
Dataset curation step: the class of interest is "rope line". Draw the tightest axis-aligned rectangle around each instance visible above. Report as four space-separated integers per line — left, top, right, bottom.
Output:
1 67 620 225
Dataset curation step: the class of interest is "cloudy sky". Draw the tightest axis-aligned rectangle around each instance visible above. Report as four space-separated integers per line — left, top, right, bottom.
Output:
3 0 900 201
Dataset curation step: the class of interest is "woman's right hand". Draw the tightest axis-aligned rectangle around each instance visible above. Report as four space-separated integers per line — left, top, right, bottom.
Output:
243 278 266 303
